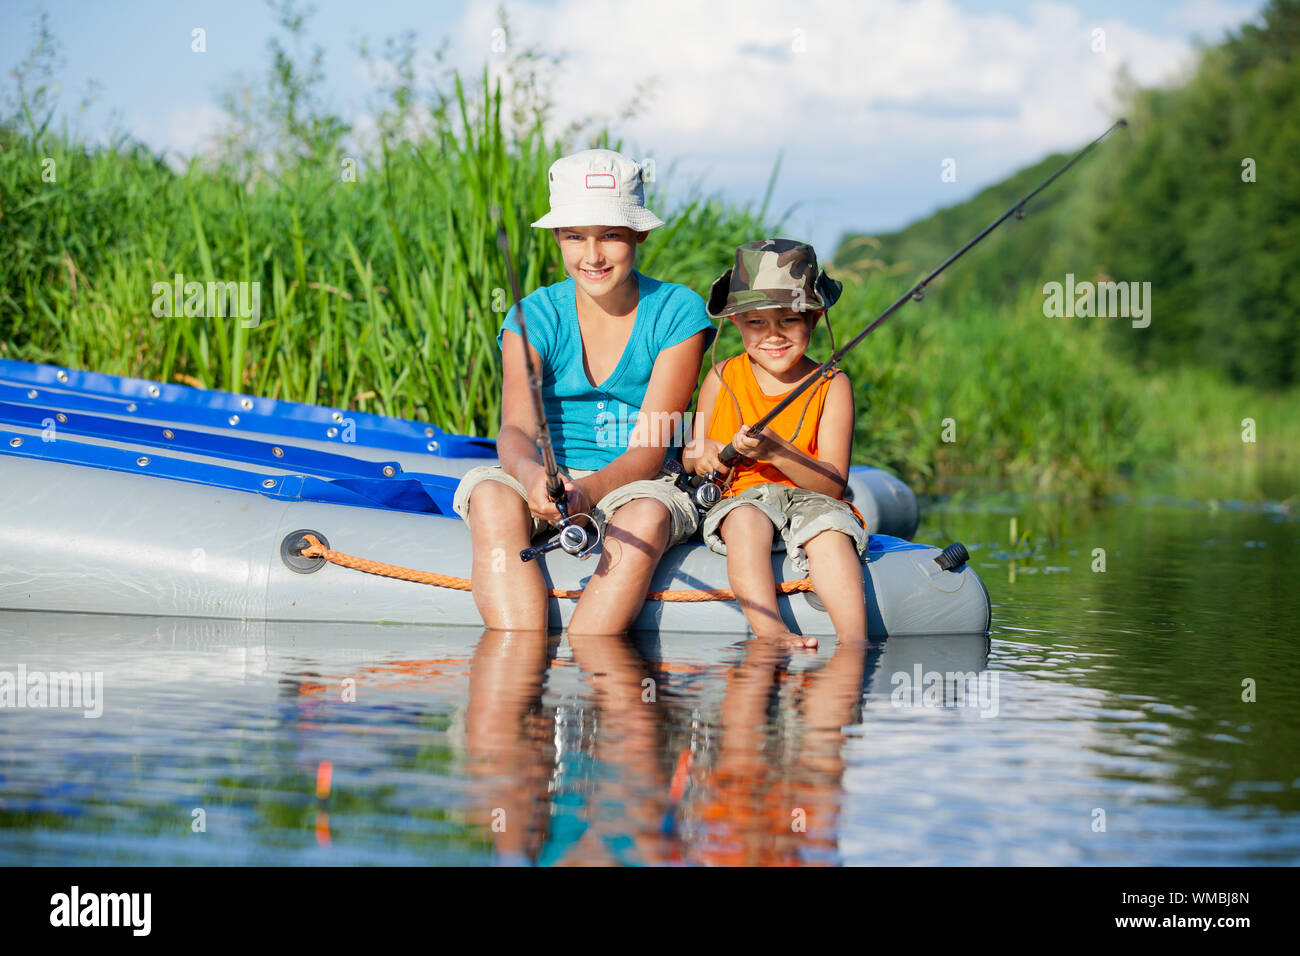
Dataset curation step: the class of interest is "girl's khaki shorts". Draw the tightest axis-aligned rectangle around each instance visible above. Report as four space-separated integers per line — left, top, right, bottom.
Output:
452 464 700 548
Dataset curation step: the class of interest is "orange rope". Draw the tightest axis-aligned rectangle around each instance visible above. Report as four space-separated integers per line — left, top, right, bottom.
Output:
296 534 814 603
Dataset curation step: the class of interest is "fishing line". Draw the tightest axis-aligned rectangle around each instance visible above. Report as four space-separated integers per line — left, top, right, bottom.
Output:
705 305 840 492
712 118 1129 470
492 208 599 562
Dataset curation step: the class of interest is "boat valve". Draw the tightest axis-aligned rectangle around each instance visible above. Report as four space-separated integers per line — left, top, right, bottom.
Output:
933 542 970 572
281 529 330 573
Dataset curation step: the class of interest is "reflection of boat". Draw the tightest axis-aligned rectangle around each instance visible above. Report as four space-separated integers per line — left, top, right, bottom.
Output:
0 611 990 691
0 360 990 636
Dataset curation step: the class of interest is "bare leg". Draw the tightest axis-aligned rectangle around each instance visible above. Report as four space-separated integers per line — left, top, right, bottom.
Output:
559 631 670 865
567 498 673 636
465 628 553 863
793 632 868 860
720 506 816 649
466 481 548 631
802 530 867 643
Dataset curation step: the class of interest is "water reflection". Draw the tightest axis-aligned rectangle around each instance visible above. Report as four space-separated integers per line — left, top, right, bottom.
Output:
452 628 989 865
2 483 1299 870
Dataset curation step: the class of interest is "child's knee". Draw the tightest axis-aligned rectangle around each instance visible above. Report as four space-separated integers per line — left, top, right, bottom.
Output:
802 528 857 557
721 504 774 537
607 496 671 534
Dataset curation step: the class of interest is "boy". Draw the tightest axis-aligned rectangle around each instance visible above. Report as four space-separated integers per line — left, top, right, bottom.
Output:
685 239 867 648
453 149 713 634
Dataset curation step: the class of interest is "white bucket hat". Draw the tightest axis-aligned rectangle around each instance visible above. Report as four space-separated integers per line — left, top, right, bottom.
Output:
531 149 665 231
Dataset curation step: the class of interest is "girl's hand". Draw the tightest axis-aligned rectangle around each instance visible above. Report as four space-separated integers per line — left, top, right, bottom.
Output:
525 470 592 526
691 438 732 478
731 425 777 462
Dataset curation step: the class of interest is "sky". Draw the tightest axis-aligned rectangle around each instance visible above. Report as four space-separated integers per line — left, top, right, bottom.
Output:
0 0 1269 251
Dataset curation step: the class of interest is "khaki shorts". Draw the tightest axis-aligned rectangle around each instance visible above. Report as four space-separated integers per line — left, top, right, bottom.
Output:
701 483 867 573
452 463 700 548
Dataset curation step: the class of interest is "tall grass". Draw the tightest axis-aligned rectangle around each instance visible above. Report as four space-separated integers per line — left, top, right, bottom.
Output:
1 52 773 435
2 9 1294 498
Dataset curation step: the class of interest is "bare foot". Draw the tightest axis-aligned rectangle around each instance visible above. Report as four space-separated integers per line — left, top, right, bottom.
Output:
755 629 817 650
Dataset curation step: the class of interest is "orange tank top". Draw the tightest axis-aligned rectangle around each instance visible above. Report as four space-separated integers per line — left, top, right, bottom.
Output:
707 354 858 521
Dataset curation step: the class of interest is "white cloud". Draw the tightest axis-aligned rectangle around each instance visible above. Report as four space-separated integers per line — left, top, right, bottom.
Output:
1165 0 1261 40
127 102 224 168
408 0 1249 244
165 103 224 157
436 0 1208 166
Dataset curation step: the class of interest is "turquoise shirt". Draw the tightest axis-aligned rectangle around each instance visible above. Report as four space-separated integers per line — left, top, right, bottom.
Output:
497 271 713 470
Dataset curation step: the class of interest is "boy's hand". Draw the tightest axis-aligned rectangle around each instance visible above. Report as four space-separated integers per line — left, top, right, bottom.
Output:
691 438 733 478
731 425 778 463
525 470 593 527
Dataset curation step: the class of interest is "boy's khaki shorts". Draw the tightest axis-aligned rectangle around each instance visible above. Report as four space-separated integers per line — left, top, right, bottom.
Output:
701 483 867 573
452 464 700 548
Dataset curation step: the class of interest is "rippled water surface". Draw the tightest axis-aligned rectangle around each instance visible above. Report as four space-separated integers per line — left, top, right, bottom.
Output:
2 493 1297 865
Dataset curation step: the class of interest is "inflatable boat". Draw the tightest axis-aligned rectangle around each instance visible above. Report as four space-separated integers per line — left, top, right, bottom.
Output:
0 360 990 636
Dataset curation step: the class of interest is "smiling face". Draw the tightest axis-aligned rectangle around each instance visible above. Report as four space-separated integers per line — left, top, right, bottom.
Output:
733 306 819 377
553 225 646 308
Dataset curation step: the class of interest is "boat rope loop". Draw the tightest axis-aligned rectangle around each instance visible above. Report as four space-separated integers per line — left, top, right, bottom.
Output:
296 534 814 603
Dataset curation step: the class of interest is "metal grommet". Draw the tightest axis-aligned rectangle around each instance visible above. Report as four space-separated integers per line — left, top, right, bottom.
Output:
280 529 329 573
126 403 137 412
424 427 435 438
148 385 160 397
56 370 68 383
240 398 253 410
228 415 240 426
162 428 174 439
9 437 22 448
56 413 67 423
26 389 37 399
427 441 439 452
136 456 149 466
331 411 343 423
261 478 275 488
272 446 284 458
381 465 395 477
327 427 338 438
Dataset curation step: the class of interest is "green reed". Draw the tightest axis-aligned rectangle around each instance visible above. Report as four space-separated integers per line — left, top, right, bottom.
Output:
1 35 1293 498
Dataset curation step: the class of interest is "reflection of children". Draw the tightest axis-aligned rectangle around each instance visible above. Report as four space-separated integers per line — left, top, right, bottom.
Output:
689 632 867 866
684 239 867 647
452 149 713 634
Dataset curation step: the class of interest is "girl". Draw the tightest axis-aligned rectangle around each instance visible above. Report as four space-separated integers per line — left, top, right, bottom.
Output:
453 149 712 634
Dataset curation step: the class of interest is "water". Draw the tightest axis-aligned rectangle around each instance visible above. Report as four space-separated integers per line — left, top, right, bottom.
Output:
1 492 1297 865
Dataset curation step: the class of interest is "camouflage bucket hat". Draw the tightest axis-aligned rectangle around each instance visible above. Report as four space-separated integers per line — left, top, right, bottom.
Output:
706 238 843 319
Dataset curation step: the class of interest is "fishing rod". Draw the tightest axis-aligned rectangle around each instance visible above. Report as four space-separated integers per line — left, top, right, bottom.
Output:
707 117 1128 479
493 212 596 562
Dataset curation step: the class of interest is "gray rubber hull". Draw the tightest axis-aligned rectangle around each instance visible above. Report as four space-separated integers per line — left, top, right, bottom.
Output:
0 457 988 637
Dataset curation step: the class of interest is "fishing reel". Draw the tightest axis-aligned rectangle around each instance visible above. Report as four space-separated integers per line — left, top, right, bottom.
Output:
663 459 724 517
519 498 602 563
